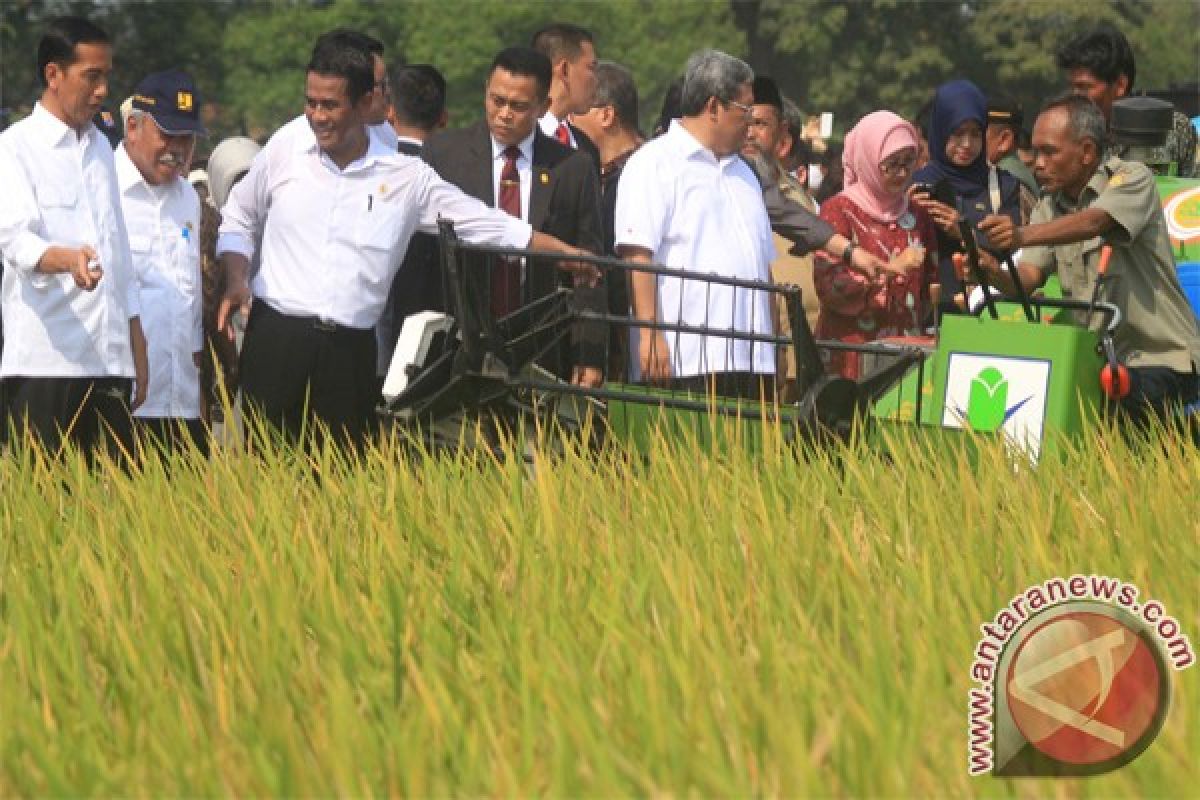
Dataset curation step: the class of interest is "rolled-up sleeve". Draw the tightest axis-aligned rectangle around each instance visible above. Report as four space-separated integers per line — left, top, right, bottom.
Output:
216 149 268 260
0 142 52 272
1021 198 1057 279
416 166 531 248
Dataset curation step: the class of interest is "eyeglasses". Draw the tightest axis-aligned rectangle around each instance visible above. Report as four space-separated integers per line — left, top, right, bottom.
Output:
725 99 754 117
879 156 917 176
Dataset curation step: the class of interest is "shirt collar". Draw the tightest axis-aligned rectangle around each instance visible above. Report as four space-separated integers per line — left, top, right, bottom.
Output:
115 143 182 199
539 111 563 138
30 101 95 149
666 119 730 166
295 118 394 172
1053 155 1119 212
491 129 536 165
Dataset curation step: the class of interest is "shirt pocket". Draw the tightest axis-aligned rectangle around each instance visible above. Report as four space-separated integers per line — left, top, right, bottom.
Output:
129 234 156 285
173 231 201 294
38 185 77 235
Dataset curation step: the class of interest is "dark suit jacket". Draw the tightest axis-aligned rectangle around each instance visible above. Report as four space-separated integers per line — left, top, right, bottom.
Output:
423 122 606 374
569 122 602 174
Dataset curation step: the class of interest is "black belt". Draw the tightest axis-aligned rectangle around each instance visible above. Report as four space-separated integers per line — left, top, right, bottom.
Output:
255 301 373 337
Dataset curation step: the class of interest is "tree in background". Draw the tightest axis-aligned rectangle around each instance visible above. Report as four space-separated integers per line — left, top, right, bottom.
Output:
2 0 1195 150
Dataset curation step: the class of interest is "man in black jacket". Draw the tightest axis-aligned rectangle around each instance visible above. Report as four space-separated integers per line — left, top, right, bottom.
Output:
423 47 606 386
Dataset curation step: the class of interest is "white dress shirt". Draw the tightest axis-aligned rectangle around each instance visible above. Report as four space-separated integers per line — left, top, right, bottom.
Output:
0 102 139 378
539 111 577 148
490 130 535 221
116 145 203 419
615 120 777 378
217 116 533 329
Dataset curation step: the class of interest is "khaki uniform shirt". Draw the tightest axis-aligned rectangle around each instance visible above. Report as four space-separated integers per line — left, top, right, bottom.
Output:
1023 155 1200 372
770 172 820 388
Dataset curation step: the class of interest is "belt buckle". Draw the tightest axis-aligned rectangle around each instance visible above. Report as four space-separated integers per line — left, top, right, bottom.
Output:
314 317 337 333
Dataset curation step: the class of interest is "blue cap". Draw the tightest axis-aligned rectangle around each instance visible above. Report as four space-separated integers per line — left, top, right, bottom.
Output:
131 69 205 136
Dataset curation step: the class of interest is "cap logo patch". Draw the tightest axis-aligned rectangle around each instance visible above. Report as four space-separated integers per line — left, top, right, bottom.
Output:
177 91 193 112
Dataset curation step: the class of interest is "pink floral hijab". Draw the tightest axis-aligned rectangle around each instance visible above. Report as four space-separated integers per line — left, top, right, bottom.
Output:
841 110 920 223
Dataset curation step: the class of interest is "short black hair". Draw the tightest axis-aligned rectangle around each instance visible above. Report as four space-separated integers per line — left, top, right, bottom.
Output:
488 47 552 100
308 29 376 104
593 61 638 131
391 64 446 131
653 76 683 138
1056 24 1136 92
37 16 109 89
530 23 594 64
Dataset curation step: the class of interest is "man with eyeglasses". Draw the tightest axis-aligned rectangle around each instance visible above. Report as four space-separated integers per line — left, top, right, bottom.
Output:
423 46 606 388
615 49 777 399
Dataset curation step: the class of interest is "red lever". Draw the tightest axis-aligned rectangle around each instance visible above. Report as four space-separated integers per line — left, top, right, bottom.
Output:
1097 245 1113 277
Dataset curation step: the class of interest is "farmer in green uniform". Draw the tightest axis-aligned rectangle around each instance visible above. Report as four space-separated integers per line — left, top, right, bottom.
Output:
980 93 1200 427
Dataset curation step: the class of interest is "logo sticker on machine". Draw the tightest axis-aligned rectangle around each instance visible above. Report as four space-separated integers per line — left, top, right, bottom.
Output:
942 353 1051 460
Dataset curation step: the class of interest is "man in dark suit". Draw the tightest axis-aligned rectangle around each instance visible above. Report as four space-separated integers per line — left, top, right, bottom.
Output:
423 47 605 387
376 64 449 381
531 23 601 171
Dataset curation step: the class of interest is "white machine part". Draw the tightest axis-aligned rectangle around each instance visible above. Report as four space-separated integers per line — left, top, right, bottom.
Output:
382 311 456 401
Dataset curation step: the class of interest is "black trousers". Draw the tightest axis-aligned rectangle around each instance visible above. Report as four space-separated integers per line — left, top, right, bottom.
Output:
1115 366 1199 429
668 371 777 402
2 375 135 466
239 302 379 448
135 417 210 459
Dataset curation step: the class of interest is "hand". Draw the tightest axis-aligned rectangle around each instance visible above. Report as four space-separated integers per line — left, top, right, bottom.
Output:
978 214 1020 252
70 245 103 291
571 365 603 388
884 245 926 275
917 198 961 236
530 232 601 286
639 331 672 386
850 247 887 278
216 279 251 346
129 316 148 411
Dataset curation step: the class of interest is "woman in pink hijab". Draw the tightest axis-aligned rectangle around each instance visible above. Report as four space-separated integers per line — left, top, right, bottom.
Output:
814 110 939 380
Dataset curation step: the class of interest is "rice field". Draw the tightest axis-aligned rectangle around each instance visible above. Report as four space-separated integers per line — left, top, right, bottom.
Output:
0 420 1196 796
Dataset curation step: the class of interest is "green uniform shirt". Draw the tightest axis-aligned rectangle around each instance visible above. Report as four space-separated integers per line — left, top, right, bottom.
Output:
1022 155 1200 372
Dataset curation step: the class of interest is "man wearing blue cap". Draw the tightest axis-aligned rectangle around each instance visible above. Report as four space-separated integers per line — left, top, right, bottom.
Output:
0 16 147 465
117 69 208 455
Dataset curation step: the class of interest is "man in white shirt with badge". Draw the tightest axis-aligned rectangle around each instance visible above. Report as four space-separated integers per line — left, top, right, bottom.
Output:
0 16 148 463
216 30 593 448
615 49 776 399
117 69 207 456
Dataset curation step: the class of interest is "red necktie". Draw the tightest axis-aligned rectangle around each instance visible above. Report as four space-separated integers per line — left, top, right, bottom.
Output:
555 120 571 147
493 145 522 317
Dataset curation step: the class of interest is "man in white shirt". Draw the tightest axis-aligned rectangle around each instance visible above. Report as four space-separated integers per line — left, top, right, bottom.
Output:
216 31 592 448
0 16 148 463
615 49 776 400
118 69 207 456
531 23 600 167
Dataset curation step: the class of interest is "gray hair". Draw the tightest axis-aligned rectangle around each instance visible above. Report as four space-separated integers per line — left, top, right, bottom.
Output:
593 60 639 131
679 49 753 117
1042 91 1107 156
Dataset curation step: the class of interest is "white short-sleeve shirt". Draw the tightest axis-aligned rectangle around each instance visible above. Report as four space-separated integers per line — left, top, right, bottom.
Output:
0 103 140 378
116 145 204 419
614 121 776 378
